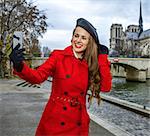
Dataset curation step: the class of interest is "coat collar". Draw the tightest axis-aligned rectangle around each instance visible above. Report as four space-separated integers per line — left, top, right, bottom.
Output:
63 45 74 56
63 45 88 65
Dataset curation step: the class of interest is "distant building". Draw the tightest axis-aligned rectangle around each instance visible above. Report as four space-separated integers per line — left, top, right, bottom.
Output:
42 46 51 57
109 1 150 58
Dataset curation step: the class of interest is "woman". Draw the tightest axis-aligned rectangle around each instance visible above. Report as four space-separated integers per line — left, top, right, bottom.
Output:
10 18 112 136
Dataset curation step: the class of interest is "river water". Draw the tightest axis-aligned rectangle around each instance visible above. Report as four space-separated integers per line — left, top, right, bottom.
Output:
106 77 150 108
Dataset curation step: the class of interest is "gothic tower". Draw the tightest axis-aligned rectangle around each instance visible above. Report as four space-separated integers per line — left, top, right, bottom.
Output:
139 1 143 36
110 24 123 49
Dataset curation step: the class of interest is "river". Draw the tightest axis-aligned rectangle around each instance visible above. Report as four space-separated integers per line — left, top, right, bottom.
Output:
106 77 150 108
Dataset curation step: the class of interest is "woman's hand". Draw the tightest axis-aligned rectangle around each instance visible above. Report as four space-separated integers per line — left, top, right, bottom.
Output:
9 43 25 72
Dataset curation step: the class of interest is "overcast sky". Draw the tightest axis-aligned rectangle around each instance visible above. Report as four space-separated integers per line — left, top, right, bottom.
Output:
30 0 150 50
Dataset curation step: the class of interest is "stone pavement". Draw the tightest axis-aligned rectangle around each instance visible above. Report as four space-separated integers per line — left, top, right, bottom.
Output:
0 79 132 136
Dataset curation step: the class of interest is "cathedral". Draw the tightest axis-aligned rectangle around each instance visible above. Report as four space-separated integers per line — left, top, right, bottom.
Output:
109 2 150 58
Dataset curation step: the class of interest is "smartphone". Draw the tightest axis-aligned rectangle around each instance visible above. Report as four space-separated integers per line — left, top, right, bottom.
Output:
13 31 23 49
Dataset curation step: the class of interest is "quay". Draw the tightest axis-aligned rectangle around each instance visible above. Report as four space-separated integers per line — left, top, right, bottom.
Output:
0 79 133 136
101 94 150 117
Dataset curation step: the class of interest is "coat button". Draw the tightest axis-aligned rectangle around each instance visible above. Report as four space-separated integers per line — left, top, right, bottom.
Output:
60 122 65 126
64 91 68 95
66 74 71 78
80 92 84 96
77 122 81 126
63 106 67 110
79 107 82 111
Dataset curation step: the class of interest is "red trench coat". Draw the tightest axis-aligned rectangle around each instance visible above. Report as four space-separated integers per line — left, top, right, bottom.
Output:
14 46 112 136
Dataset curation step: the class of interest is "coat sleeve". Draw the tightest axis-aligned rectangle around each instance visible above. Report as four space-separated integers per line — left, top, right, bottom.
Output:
13 50 58 84
98 54 112 92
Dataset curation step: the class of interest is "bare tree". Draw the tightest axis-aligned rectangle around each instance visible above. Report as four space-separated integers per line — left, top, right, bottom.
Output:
1 0 47 37
0 0 48 77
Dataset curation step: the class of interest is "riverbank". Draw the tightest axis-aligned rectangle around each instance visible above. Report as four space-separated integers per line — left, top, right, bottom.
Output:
107 77 150 107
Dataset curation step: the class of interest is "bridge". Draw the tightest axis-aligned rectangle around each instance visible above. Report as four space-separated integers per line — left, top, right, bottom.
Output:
27 57 150 82
109 58 150 82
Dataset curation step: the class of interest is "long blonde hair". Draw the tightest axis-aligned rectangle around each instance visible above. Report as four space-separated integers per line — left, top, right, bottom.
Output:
84 36 101 105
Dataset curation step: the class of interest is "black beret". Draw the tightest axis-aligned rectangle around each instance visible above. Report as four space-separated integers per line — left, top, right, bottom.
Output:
76 18 100 45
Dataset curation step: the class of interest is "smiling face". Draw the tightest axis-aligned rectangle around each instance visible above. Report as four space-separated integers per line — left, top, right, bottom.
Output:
71 26 90 55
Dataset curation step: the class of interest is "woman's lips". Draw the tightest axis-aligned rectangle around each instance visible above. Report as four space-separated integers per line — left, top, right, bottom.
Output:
75 44 82 48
